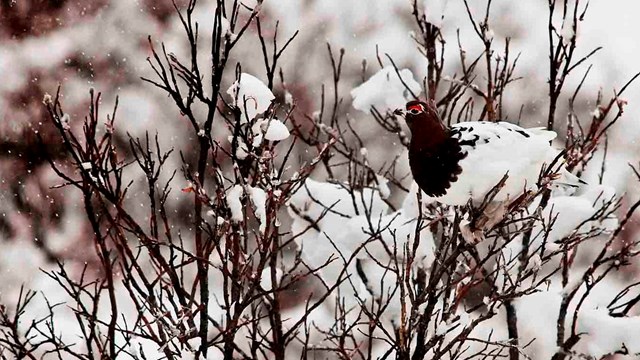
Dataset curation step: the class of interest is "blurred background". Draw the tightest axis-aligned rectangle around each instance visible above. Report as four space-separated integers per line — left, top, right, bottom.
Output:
1 0 639 353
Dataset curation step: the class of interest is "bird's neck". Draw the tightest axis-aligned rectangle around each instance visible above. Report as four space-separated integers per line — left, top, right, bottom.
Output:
409 118 448 153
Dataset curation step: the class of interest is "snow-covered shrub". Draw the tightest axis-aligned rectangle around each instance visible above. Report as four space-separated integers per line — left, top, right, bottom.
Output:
1 1 640 360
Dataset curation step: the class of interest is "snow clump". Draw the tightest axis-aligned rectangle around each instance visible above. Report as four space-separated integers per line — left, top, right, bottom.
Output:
351 66 422 113
227 73 275 122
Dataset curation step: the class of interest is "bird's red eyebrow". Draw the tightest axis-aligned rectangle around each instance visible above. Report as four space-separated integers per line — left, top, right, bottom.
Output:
407 104 423 111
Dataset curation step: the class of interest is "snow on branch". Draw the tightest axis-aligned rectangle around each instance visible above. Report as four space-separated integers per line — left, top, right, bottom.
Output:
226 72 275 122
351 66 422 113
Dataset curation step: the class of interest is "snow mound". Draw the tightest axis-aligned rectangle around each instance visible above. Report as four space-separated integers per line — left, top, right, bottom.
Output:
264 118 290 141
287 178 389 240
577 308 640 358
226 184 244 222
260 266 283 292
351 66 422 113
227 73 275 122
539 184 618 244
248 186 267 233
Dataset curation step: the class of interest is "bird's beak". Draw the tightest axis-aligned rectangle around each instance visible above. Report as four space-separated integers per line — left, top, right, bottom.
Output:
393 108 405 117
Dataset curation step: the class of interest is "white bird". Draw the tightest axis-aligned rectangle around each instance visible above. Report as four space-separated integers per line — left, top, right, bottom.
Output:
402 100 580 206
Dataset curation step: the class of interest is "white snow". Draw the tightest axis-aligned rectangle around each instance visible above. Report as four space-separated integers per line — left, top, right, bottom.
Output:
275 301 339 346
534 184 618 244
288 178 389 242
252 118 291 145
248 186 268 233
507 284 640 359
560 16 575 46
259 266 283 292
375 174 391 199
226 73 275 122
228 134 249 160
42 93 53 105
284 90 294 106
424 0 450 28
561 275 584 297
351 66 422 113
60 113 71 130
577 308 640 358
287 178 435 325
250 121 264 147
484 27 495 41
287 178 389 306
219 16 237 41
226 185 244 222
263 118 290 141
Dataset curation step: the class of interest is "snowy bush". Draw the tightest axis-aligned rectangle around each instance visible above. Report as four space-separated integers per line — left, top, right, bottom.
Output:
1 1 640 360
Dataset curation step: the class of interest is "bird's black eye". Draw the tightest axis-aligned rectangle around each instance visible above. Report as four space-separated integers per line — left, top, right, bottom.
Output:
408 109 421 115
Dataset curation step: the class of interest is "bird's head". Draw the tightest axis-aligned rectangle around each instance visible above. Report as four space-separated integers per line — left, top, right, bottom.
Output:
395 100 442 132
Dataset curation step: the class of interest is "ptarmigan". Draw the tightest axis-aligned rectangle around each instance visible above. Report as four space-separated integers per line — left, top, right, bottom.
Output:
401 100 579 206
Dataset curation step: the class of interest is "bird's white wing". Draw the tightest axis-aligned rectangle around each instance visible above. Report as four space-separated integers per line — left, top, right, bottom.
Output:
452 121 556 151
432 121 559 205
